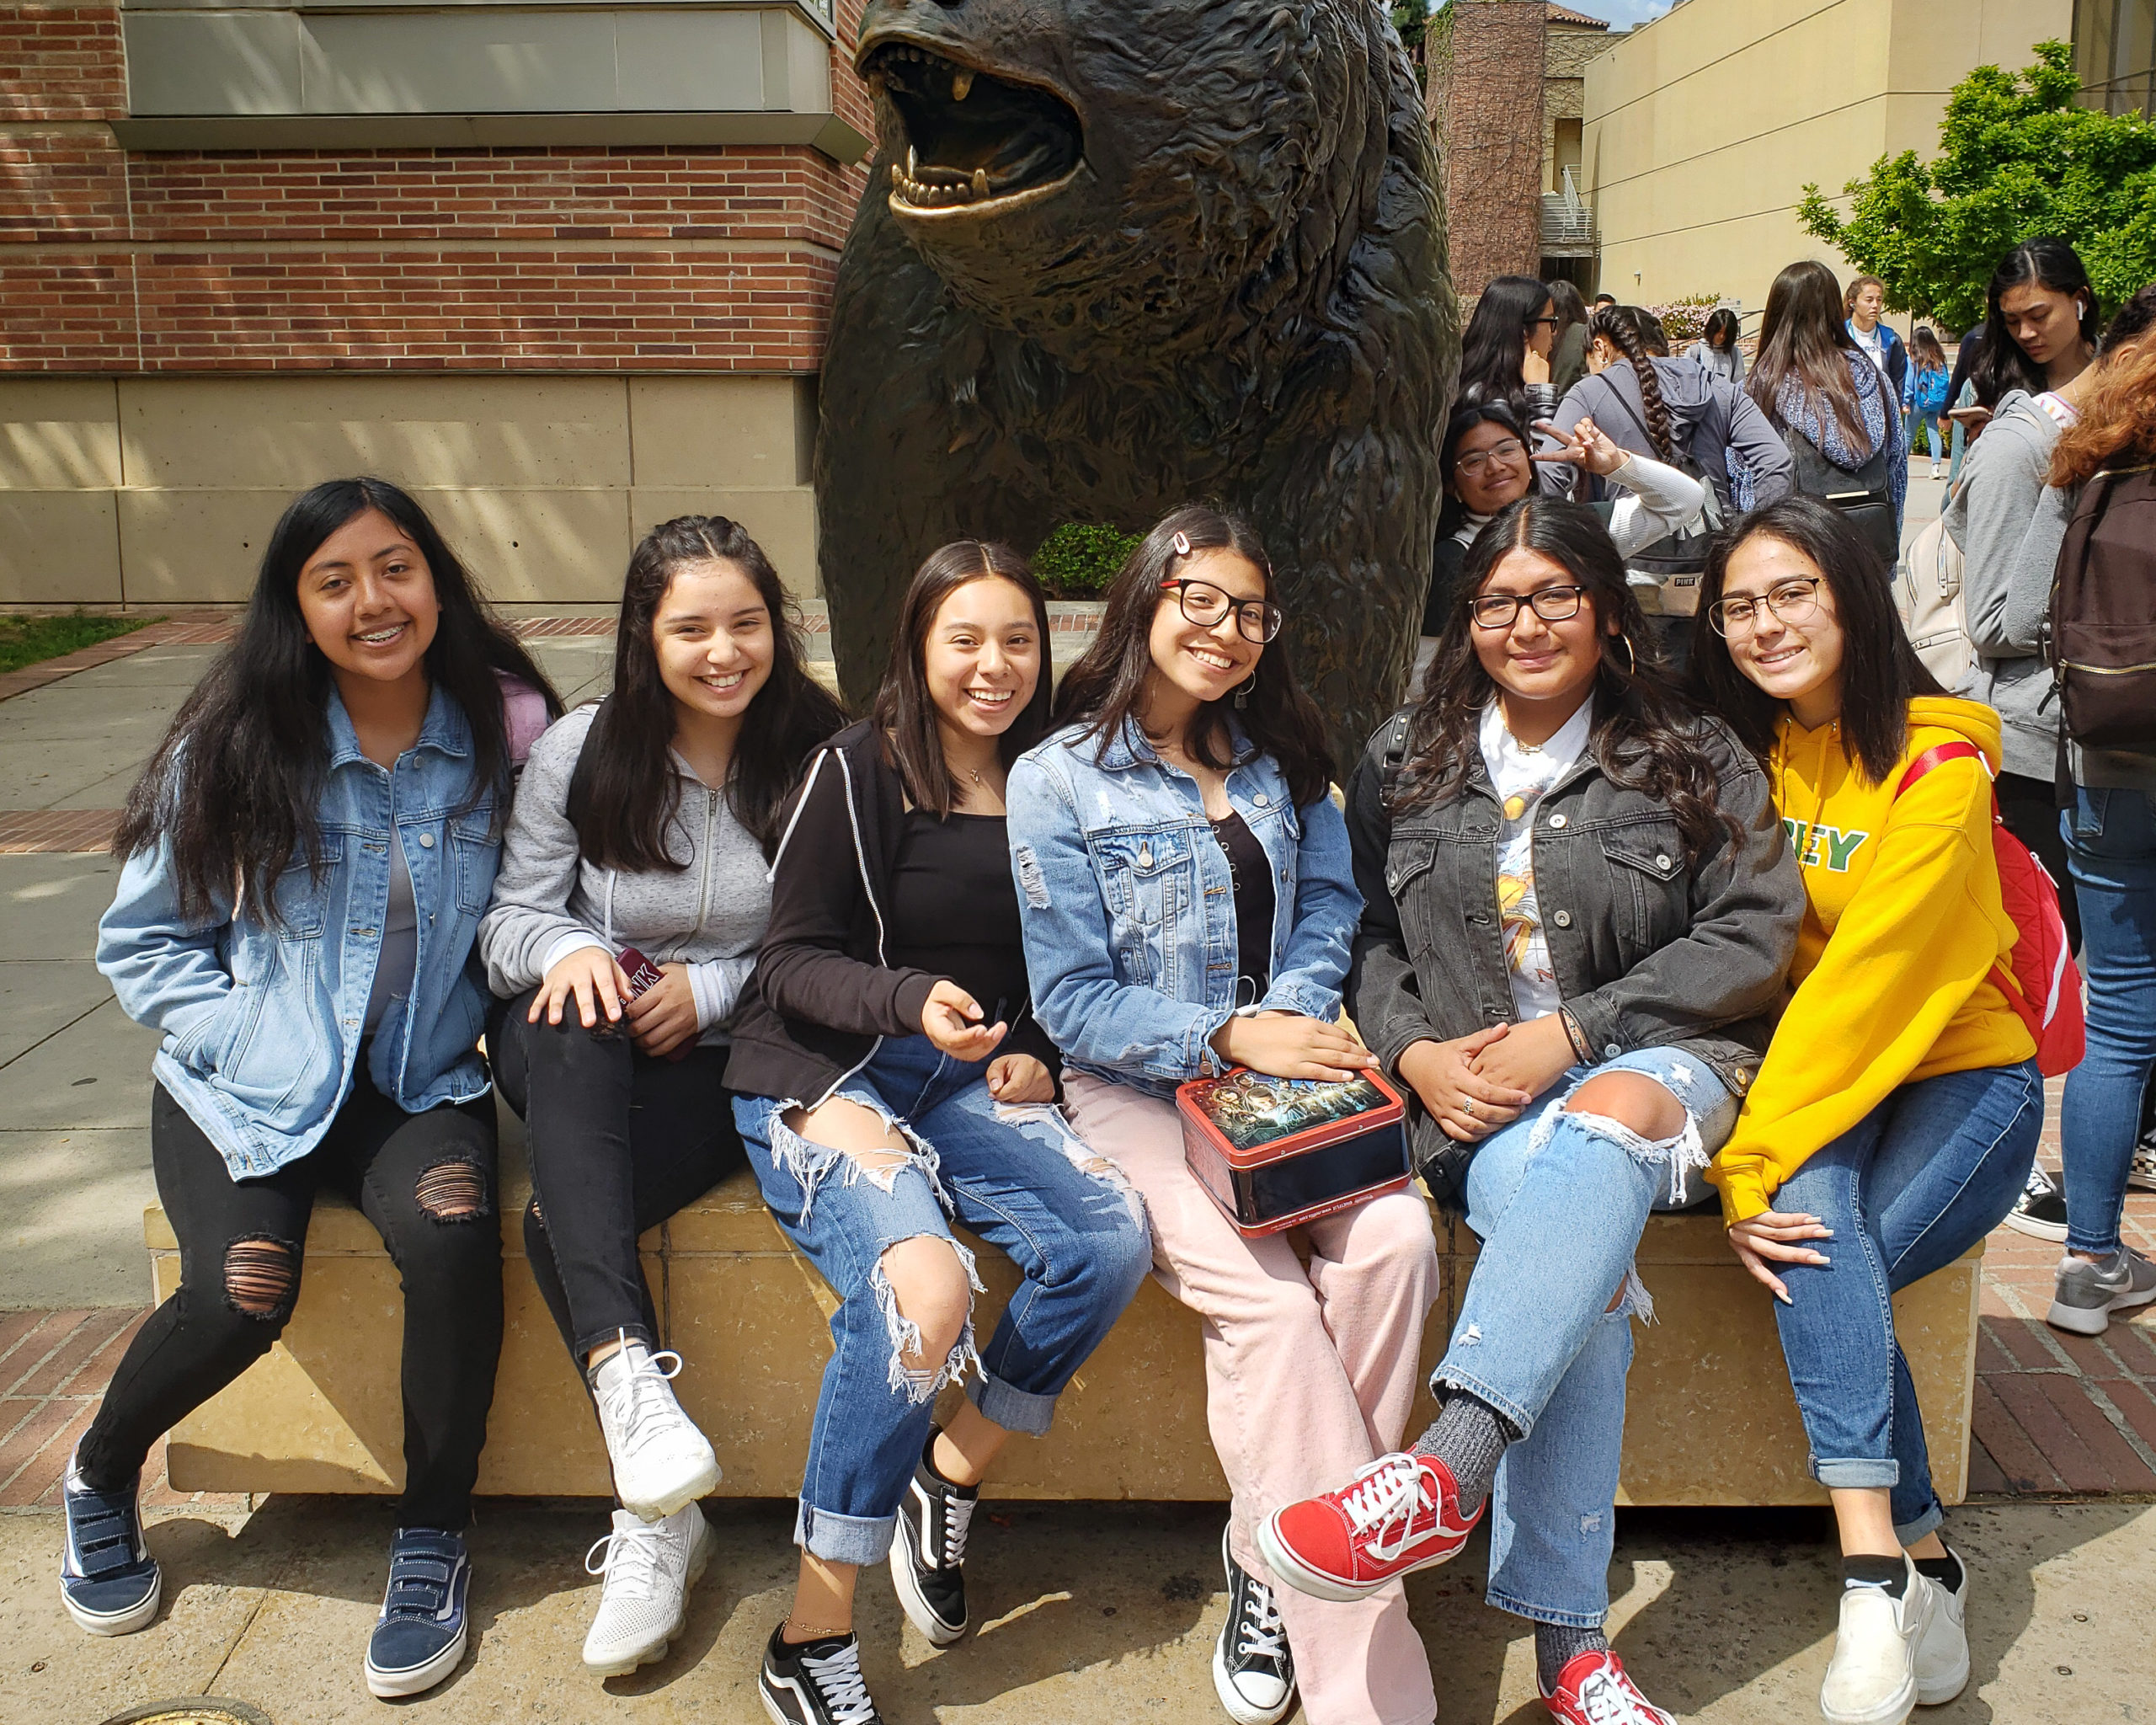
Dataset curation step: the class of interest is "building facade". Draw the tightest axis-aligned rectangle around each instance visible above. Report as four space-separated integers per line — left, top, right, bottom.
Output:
1579 0 2072 317
2076 0 2156 113
0 0 873 606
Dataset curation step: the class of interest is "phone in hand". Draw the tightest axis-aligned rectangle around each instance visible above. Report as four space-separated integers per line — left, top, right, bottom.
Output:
616 946 691 1061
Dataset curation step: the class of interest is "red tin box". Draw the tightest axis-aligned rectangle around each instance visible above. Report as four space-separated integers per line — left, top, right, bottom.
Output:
1178 1067 1412 1236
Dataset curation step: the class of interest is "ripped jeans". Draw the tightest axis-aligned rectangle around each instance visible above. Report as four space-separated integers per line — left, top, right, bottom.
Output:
1442 1045 1737 1628
77 1074 503 1529
734 1034 1153 1566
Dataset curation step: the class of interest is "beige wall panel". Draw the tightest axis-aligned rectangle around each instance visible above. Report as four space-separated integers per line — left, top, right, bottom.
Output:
629 486 819 599
627 375 808 489
0 492 123 605
613 12 768 112
117 377 633 493
299 12 617 114
122 13 304 115
1886 0 2073 93
0 381 121 490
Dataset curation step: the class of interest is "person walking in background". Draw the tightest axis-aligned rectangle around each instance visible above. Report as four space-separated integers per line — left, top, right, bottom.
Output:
79 478 561 1697
1750 261 1907 562
1958 282 2156 1316
1844 275 1910 408
1546 280 1592 398
1692 307 1747 387
1458 275 1565 429
1903 326 1952 480
1944 323 1989 488
478 515 846 1676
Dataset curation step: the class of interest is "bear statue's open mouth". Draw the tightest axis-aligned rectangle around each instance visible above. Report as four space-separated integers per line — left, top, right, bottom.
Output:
862 40 1083 216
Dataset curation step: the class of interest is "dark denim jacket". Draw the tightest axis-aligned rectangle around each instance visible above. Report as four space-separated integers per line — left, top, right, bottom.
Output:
1344 704 1802 1204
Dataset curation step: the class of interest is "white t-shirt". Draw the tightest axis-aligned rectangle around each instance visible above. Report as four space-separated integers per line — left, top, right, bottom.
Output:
1849 320 1892 387
1480 697 1593 1022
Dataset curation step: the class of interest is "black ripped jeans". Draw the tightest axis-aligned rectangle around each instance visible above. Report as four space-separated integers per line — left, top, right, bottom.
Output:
487 992 746 1365
75 1076 503 1530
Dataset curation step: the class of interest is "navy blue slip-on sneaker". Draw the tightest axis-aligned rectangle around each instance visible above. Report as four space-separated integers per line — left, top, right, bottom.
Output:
60 1445 161 1636
364 1528 471 1699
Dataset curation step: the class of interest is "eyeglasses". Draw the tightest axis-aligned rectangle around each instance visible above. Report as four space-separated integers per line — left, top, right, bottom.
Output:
1454 438 1529 479
1470 585 1588 629
1526 315 1560 330
1161 578 1283 644
1708 577 1822 636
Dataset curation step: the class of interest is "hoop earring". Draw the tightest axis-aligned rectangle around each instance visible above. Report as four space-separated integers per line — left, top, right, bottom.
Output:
1234 673 1257 709
1611 633 1638 677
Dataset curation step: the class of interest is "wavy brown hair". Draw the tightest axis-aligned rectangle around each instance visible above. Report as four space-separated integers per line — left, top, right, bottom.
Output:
2049 284 2156 491
1589 305 1675 462
1749 259 1871 454
1054 504 1335 808
1400 494 1741 859
872 541 1054 817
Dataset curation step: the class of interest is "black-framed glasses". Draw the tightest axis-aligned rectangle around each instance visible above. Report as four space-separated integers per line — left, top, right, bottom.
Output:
1708 577 1822 637
1470 585 1587 629
1454 437 1529 478
1161 578 1283 644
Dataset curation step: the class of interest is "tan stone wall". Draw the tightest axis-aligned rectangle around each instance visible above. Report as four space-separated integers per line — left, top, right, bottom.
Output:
0 373 820 606
1581 0 2071 312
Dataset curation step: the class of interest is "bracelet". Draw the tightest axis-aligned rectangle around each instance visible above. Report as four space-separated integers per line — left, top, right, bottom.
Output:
1560 1009 1593 1064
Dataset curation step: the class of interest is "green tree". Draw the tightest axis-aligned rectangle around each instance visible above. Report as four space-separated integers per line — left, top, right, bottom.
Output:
1797 40 2156 330
1392 0 1434 93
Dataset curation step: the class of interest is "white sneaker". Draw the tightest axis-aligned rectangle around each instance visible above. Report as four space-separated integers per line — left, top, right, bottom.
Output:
1820 1557 1934 1725
592 1335 722 1521
1912 1550 1969 1706
581 1503 713 1674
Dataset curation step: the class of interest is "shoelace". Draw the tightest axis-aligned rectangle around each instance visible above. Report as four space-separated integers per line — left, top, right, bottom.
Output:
1337 1455 1436 1561
600 1348 689 1461
585 1521 668 1599
1235 1573 1288 1664
801 1638 878 1725
381 1538 458 1622
939 1491 977 1569
1567 1656 1667 1723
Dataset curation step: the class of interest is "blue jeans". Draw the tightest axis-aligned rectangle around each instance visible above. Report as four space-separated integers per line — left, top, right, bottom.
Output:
735 1035 1152 1565
1438 1046 1738 1627
1772 1061 2041 1541
2062 788 2156 1257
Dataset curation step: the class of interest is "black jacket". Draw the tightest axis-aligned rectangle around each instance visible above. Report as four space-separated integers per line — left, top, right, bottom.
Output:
725 718 1058 1107
1343 705 1802 1205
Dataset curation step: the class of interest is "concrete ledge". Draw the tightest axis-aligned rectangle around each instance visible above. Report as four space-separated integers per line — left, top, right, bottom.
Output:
147 1162 1980 1505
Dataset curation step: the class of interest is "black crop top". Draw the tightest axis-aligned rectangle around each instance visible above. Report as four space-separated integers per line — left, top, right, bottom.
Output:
1211 810 1274 1003
887 809 1033 1030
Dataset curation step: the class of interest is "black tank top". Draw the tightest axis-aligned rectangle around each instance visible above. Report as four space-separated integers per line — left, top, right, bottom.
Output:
1211 810 1274 1004
887 809 1032 1026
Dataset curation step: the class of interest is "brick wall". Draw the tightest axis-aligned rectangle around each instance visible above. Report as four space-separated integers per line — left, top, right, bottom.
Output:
1429 0 1546 298
0 0 877 372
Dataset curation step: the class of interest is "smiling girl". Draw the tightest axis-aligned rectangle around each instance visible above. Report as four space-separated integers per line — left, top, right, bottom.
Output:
1260 496 1801 1725
478 515 845 1676
725 542 1151 1725
80 478 559 1697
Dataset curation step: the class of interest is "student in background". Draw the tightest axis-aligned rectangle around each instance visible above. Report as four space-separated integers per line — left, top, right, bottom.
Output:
1691 307 1746 387
1458 275 1564 429
1547 280 1593 398
1903 326 1952 480
1844 275 1909 406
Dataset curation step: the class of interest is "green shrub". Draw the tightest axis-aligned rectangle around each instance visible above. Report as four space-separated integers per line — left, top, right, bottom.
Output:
1033 523 1140 599
0 611 154 676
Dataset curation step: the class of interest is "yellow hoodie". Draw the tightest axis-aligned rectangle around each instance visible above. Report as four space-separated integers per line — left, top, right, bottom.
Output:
1708 697 2036 1224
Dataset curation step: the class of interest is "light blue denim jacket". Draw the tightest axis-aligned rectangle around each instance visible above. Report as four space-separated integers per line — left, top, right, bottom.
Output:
96 685 499 1180
1006 717 1361 1097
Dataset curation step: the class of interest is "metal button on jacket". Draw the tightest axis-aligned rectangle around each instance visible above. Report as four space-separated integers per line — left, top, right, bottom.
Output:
1552 910 1572 928
418 832 435 848
1547 813 1567 829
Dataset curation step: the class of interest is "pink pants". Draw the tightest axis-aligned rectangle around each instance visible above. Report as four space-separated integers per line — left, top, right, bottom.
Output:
1063 1073 1441 1725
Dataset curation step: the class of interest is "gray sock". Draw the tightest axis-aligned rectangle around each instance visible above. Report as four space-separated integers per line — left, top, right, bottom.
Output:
1410 1391 1513 1514
1535 1621 1610 1693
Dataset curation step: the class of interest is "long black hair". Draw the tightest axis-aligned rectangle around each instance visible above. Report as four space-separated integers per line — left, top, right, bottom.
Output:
1459 275 1557 417
1701 307 1742 352
1689 495 1944 786
872 541 1054 817
1973 237 2100 404
1054 504 1335 809
1401 494 1739 859
114 477 561 923
1588 305 1677 462
568 515 845 870
1749 260 1871 454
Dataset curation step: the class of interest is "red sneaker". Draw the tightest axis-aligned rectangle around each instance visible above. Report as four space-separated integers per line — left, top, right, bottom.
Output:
1540 1650 1675 1724
1255 1452 1480 1602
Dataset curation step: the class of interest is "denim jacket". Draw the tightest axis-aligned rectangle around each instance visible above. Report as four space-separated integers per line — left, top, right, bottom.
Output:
96 685 499 1180
1006 717 1362 1097
1345 705 1802 1204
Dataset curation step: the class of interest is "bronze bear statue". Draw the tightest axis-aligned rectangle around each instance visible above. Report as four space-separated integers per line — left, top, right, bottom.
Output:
815 0 1457 766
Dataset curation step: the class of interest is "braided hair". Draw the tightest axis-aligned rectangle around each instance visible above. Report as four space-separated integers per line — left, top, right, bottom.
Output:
1590 305 1676 462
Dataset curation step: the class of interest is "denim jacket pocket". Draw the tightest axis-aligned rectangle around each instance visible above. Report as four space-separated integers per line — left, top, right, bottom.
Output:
264 835 342 937
1093 829 1193 989
1598 821 1688 959
1385 835 1443 957
449 811 499 916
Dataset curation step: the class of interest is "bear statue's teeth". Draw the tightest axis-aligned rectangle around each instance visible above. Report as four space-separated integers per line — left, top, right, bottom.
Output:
972 168 990 196
907 146 919 178
951 68 973 101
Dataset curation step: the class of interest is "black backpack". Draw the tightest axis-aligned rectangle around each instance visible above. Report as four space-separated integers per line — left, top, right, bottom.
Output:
2047 462 2156 783
1783 425 1899 568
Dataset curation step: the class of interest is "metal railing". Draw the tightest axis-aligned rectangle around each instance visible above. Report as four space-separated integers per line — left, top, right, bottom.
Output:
1540 167 1595 252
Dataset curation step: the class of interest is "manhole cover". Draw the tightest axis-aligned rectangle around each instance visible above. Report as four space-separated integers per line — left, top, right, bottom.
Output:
99 1701 270 1725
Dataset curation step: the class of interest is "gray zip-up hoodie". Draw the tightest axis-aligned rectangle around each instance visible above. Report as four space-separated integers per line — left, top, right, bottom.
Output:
478 704 769 1043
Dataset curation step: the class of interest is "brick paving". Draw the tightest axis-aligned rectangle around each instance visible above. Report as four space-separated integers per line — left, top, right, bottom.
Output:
0 809 123 855
0 613 238 704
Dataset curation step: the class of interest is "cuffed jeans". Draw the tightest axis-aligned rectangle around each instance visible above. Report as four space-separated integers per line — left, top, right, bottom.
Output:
736 1034 1151 1567
1063 1071 1440 1725
2061 787 2156 1258
1441 1046 1737 1629
1771 1060 2041 1541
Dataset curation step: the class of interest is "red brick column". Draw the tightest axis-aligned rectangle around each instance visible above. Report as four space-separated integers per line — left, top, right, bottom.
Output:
1427 0 1545 300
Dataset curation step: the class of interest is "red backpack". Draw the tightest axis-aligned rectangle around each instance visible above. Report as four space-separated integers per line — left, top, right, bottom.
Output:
1897 741 2084 1076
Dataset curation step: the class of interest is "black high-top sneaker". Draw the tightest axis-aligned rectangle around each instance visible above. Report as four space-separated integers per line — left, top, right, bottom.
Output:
759 1621 884 1725
1214 1525 1295 1725
887 1436 976 1645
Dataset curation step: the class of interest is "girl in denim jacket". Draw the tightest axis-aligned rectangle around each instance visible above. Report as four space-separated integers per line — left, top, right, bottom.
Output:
74 478 558 1699
1261 497 1801 1725
1008 505 1442 1725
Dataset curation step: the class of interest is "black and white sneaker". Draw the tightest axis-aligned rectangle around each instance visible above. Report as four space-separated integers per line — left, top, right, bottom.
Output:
888 1437 976 1646
759 1622 884 1725
2002 1162 2069 1242
2129 1143 2156 1194
1214 1526 1294 1725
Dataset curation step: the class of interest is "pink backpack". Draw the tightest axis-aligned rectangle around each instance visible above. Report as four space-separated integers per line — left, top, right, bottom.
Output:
1897 741 2083 1076
494 670 552 770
